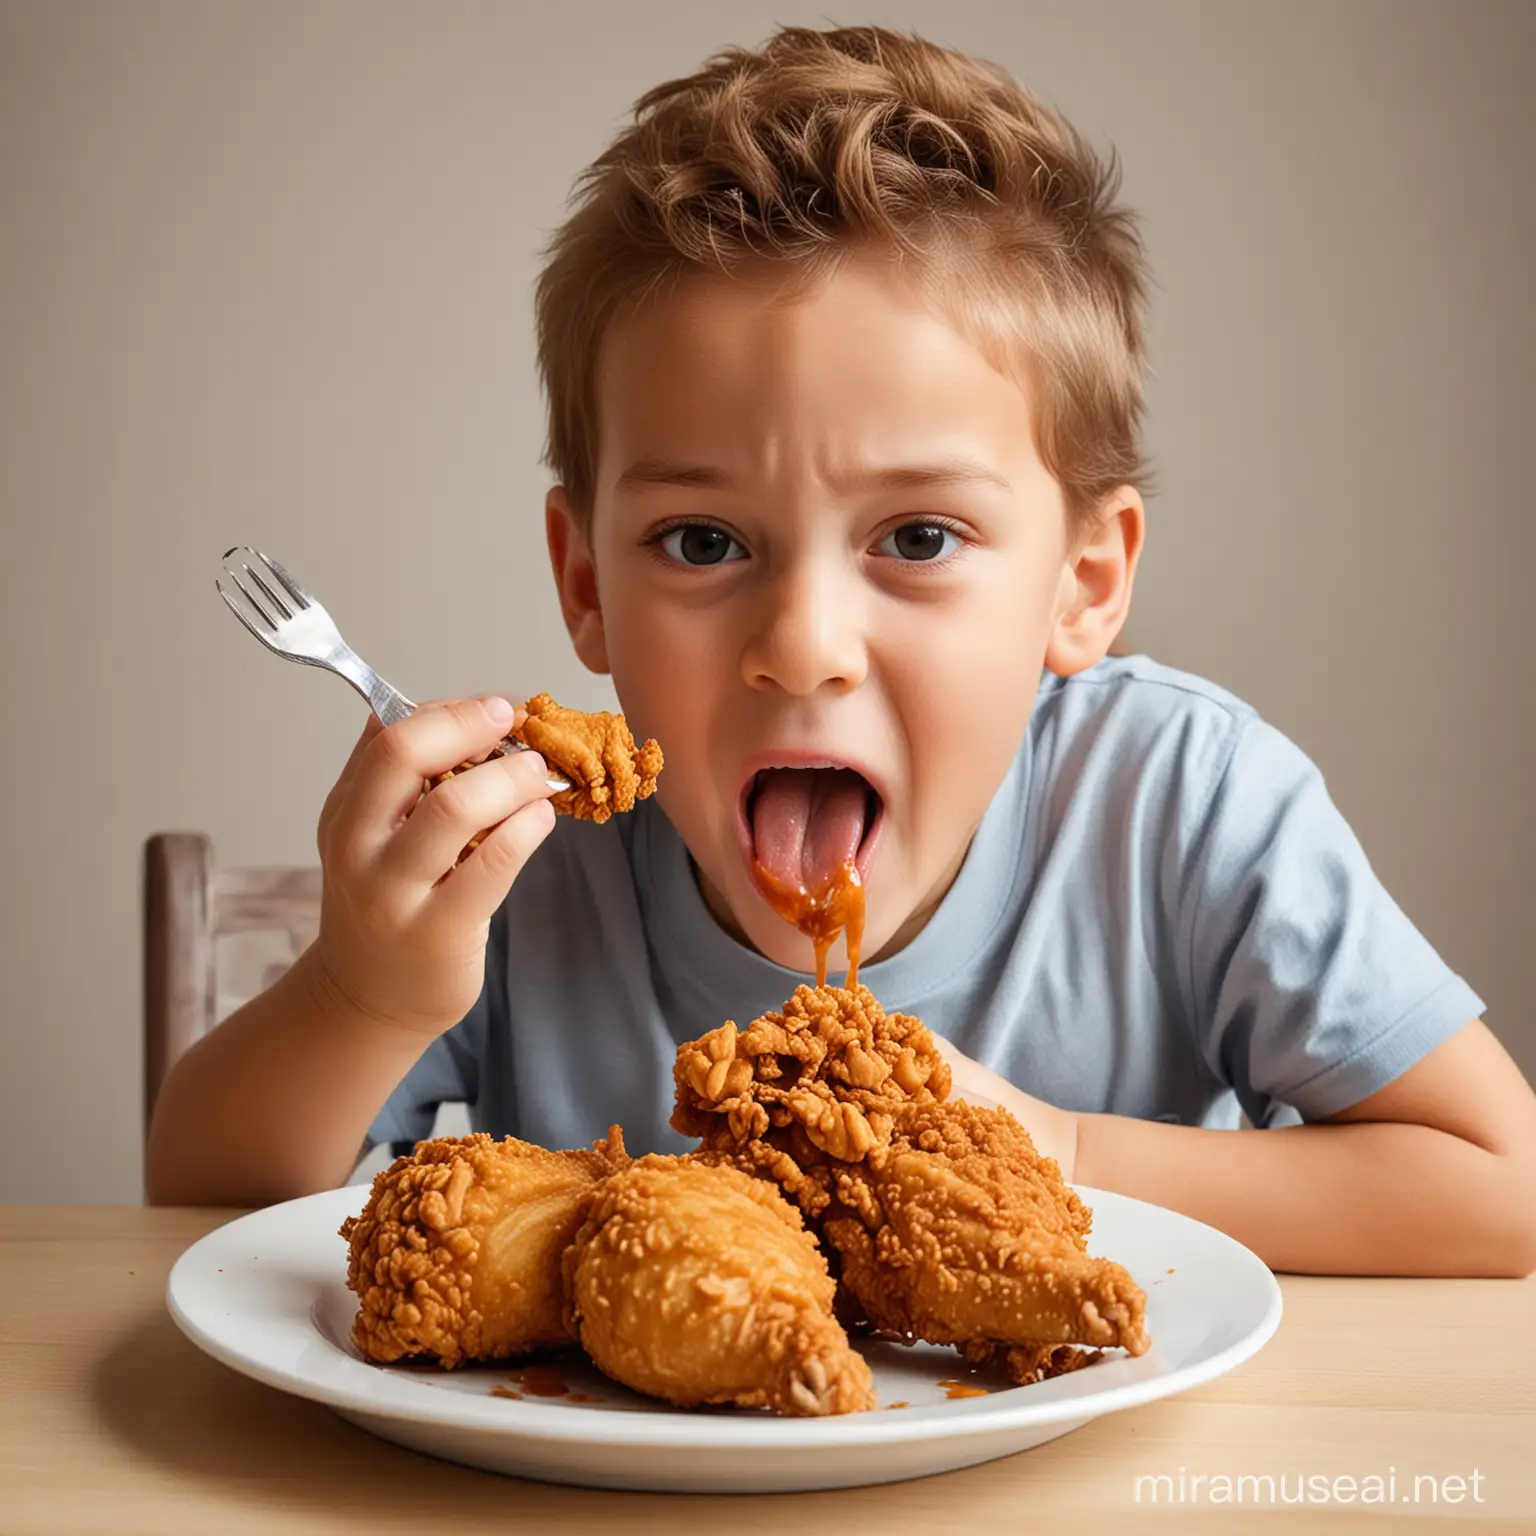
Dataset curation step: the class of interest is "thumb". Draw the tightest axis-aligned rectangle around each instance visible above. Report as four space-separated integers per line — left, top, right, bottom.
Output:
482 694 529 731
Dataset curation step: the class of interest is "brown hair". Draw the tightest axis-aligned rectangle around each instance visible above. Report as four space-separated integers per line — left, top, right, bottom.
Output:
536 24 1149 529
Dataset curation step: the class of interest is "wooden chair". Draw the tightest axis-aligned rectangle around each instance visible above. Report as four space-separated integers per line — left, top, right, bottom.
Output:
142 832 321 1134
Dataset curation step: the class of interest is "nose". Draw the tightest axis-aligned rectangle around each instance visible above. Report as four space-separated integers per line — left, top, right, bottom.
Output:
740 558 868 697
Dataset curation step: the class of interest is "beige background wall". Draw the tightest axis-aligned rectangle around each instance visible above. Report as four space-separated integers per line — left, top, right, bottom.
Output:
2 0 1530 1204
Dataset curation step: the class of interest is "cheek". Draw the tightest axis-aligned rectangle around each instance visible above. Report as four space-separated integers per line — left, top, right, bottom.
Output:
904 672 1032 810
600 586 721 737
885 564 1051 694
879 578 1048 824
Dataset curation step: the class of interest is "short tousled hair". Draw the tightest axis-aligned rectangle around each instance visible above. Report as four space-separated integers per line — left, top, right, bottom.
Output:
535 24 1149 529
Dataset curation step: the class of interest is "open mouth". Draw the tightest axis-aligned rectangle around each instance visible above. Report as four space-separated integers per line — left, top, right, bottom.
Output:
737 763 885 894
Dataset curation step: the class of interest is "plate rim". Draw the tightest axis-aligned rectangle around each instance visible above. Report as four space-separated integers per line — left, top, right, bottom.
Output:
166 1182 1283 1451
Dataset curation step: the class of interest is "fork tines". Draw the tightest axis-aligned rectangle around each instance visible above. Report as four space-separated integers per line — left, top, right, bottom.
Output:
218 546 311 633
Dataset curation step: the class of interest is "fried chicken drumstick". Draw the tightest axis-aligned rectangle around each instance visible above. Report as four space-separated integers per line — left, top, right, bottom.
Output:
341 1129 628 1366
821 1100 1150 1381
671 985 1151 1383
564 1156 874 1415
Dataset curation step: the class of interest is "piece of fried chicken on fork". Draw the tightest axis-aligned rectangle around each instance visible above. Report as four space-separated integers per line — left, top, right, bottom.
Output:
510 692 663 825
563 1156 875 1416
340 1129 628 1367
821 1101 1149 1381
671 984 952 1216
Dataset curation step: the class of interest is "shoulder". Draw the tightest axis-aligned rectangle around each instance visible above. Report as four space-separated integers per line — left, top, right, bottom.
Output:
1035 653 1256 731
1032 654 1264 786
1027 655 1332 841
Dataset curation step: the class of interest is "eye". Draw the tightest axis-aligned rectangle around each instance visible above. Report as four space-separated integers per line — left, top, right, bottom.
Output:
876 521 965 563
652 522 748 567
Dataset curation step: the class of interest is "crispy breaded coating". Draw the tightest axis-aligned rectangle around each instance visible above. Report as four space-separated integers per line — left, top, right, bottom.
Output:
821 1101 1148 1363
672 988 1152 1379
511 692 663 824
340 1129 628 1367
563 1156 875 1416
671 984 951 1203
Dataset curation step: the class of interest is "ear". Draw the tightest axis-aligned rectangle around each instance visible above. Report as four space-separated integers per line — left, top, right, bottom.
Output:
545 487 611 675
1042 488 1145 677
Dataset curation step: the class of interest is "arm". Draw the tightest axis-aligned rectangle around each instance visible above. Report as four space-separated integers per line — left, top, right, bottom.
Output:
945 1022 1536 1277
145 697 556 1207
1120 712 1536 1275
1077 1020 1536 1276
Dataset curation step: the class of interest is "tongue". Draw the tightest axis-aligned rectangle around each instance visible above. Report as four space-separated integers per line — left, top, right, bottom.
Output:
750 768 869 891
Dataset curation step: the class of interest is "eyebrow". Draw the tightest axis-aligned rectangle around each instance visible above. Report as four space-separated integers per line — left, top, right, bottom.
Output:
614 458 731 492
613 455 1013 495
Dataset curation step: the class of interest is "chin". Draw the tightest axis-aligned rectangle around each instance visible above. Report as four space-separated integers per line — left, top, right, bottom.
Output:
728 862 901 977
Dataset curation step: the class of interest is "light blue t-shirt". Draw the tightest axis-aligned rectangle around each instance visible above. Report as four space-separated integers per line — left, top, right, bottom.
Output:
369 655 1483 1153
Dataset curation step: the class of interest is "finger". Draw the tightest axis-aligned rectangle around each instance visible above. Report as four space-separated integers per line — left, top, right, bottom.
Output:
317 715 386 852
336 714 386 790
377 748 556 889
428 794 559 930
444 692 529 731
329 696 521 866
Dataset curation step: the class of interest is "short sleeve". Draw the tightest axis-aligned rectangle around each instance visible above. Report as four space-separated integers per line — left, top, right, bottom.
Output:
364 914 506 1149
364 1007 483 1149
1180 716 1484 1127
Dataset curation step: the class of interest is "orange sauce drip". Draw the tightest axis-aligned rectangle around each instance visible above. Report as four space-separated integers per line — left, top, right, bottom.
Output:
936 1379 990 1399
490 1386 523 1401
514 1364 573 1398
885 1400 911 1410
566 1393 602 1404
752 858 865 988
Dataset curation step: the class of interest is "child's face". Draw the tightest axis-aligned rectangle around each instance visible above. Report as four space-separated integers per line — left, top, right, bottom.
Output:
548 259 1138 972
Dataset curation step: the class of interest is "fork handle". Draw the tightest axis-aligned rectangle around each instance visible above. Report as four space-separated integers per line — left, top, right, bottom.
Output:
330 646 571 793
328 647 416 728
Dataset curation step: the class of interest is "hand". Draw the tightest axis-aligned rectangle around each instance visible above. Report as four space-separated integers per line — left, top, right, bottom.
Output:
307 695 558 1037
931 1036 1081 1182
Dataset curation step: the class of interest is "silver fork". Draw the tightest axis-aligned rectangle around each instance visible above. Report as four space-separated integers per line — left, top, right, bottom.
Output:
216 546 569 792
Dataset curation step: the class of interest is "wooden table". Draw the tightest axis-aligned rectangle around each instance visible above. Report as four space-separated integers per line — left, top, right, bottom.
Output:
4 1207 1533 1533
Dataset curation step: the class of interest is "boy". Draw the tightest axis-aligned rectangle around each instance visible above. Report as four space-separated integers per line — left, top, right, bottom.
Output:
147 25 1536 1276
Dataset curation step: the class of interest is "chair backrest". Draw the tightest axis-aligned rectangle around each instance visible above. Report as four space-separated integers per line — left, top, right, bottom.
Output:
143 832 321 1132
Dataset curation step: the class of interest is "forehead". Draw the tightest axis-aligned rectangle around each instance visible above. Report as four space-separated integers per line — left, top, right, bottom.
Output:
592 259 1045 491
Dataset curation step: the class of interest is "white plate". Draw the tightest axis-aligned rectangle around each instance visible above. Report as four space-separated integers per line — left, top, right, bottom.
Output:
167 1184 1280 1492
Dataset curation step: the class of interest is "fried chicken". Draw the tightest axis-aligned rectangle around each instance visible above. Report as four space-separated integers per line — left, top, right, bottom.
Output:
820 1101 1149 1378
670 986 1152 1385
429 694 662 860
510 692 663 824
563 1155 875 1416
671 983 951 1215
340 1129 628 1367
959 1338 1105 1384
